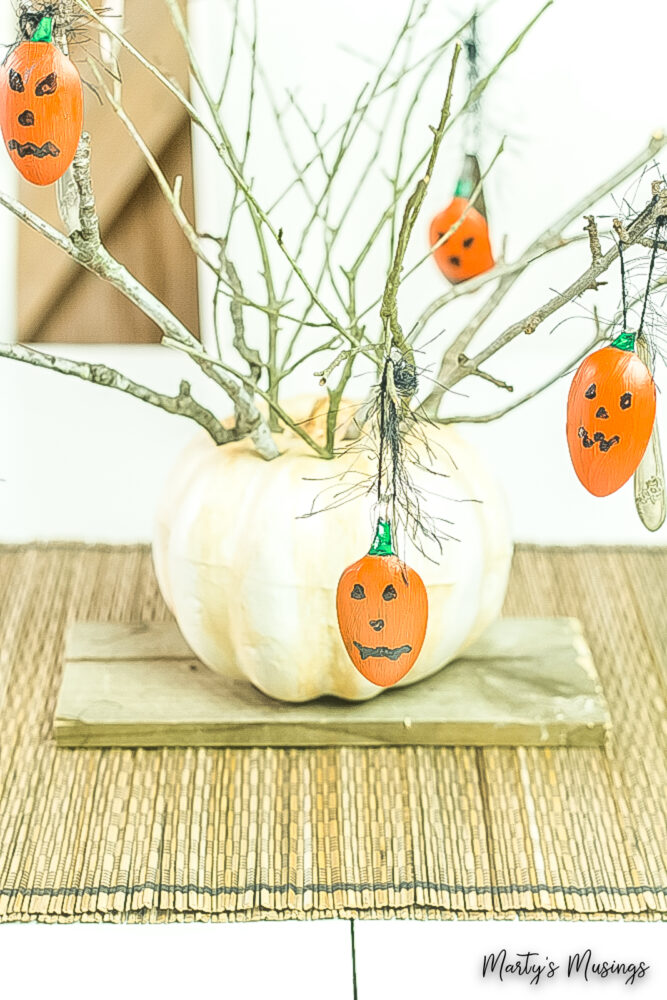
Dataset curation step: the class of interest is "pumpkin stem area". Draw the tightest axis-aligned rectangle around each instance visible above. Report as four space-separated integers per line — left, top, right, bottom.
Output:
368 519 395 557
611 331 636 352
32 17 53 44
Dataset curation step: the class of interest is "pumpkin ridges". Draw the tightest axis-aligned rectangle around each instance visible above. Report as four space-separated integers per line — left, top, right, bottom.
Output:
442 426 512 652
152 402 512 702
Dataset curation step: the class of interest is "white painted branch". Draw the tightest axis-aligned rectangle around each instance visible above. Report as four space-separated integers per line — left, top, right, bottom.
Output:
0 134 280 459
0 341 233 444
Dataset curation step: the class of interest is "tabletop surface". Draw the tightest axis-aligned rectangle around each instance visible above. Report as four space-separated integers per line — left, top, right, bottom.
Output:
0 543 664 923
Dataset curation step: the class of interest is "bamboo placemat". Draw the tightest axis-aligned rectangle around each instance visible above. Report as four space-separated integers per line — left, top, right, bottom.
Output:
0 544 664 923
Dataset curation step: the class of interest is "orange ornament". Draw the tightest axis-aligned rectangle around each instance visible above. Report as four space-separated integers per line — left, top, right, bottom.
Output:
336 520 428 687
566 332 656 497
0 16 83 186
430 194 495 284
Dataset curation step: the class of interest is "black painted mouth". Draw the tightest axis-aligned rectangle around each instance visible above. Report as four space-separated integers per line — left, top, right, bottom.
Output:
578 426 620 453
353 641 412 661
8 139 60 159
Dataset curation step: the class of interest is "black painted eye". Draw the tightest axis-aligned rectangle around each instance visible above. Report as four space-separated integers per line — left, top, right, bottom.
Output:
35 73 57 96
382 585 397 601
351 584 365 600
449 255 461 266
9 69 24 93
620 392 632 410
584 383 597 399
463 236 474 248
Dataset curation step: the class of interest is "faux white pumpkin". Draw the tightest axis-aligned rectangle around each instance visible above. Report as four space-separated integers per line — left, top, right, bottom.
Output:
153 397 512 702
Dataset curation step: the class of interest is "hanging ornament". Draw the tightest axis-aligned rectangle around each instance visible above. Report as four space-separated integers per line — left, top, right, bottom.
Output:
336 518 428 687
0 13 83 186
336 353 429 687
567 232 662 498
429 12 495 285
429 155 495 284
566 332 656 497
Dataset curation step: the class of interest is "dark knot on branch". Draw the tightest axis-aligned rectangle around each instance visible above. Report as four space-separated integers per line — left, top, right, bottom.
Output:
392 355 418 397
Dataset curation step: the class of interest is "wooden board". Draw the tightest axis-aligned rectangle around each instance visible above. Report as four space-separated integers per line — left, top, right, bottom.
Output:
54 618 609 748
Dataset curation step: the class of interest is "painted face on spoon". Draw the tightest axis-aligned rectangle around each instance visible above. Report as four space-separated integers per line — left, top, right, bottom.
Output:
336 520 428 687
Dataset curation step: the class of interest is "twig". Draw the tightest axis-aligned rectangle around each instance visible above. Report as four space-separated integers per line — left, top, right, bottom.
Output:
347 3 552 284
423 130 667 414
0 342 233 444
584 214 602 263
380 44 461 357
357 137 505 327
161 336 331 459
77 0 350 345
450 187 667 390
219 240 263 384
88 59 219 274
0 135 279 459
463 360 513 391
436 333 602 425
7 0 663 472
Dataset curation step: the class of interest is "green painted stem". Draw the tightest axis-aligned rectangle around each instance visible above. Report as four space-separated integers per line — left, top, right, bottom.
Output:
32 17 53 44
368 519 395 557
611 331 636 352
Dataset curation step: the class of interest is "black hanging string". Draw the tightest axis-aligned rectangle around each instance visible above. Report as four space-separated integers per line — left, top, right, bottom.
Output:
376 355 416 514
464 10 481 156
638 216 666 339
465 11 479 91
377 359 389 505
618 238 628 330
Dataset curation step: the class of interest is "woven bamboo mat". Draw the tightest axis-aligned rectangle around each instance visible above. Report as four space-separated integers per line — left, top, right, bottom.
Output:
0 544 664 924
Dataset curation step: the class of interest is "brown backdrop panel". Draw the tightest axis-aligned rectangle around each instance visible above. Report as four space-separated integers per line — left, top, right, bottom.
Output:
17 0 200 344
32 116 200 344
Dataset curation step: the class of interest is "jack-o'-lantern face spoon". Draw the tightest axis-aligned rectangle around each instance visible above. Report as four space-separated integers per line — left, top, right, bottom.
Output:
566 331 656 497
429 154 495 284
336 519 428 687
0 15 83 186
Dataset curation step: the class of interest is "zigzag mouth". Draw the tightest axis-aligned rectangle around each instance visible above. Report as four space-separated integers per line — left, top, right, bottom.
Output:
578 426 620 453
353 641 412 661
8 139 60 159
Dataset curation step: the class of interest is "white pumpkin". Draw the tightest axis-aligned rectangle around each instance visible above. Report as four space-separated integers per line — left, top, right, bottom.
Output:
153 397 513 702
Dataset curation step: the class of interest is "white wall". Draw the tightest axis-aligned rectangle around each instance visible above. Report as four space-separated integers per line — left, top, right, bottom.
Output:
1 0 667 543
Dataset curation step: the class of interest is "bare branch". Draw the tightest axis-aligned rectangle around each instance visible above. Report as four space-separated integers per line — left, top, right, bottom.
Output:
584 214 602 263
0 342 232 444
348 2 553 282
464 361 513 392
356 137 505 328
380 44 461 356
443 187 667 396
219 240 263 383
0 134 279 459
436 334 602 426
88 59 219 273
423 131 667 414
162 336 331 459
